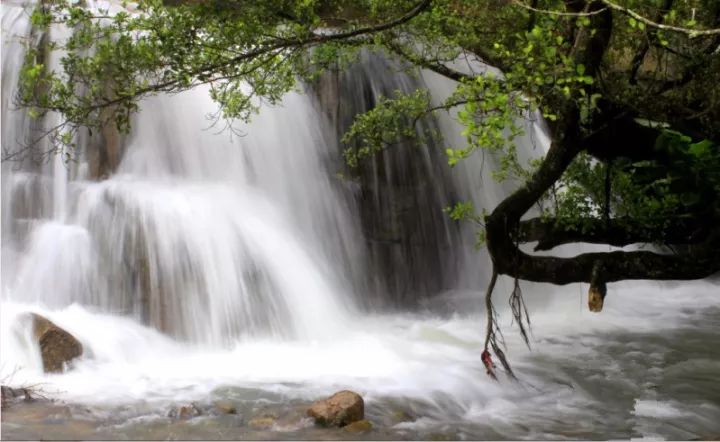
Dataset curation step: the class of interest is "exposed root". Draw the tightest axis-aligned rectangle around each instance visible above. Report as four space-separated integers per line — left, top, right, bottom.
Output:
482 267 518 381
509 277 532 349
1 366 51 409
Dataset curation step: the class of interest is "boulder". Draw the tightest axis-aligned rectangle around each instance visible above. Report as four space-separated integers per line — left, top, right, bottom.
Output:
307 390 364 427
30 313 83 373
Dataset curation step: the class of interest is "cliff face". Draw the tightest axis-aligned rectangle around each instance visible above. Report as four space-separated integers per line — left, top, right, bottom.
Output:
310 52 464 307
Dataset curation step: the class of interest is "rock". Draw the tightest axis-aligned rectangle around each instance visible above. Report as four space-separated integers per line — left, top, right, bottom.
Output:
213 400 237 415
307 390 364 427
248 416 276 430
391 409 416 423
342 419 372 433
30 313 83 373
1 385 33 409
168 403 202 420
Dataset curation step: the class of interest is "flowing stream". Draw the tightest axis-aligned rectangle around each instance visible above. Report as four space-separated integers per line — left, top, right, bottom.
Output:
2 1 719 439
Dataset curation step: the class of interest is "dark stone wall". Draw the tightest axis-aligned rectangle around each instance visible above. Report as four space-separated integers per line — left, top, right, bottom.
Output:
310 52 465 308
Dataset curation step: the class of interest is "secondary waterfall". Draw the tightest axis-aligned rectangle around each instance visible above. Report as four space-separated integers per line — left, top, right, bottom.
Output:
2 1 719 440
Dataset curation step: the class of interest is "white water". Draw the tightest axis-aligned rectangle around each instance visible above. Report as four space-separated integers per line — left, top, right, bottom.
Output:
2 280 718 439
2 2 719 439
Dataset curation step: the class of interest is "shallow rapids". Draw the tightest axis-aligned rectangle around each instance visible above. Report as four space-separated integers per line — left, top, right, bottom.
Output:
3 280 719 440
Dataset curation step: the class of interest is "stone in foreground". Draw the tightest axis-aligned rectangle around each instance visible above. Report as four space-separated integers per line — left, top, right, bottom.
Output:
30 313 83 373
307 390 364 427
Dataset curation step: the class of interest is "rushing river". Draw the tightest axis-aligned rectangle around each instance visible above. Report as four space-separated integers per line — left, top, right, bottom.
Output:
2 0 719 440
2 281 719 440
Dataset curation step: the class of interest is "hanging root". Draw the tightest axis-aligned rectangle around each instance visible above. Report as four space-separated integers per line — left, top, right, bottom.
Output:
509 277 532 349
481 349 497 381
482 267 518 381
482 269 499 380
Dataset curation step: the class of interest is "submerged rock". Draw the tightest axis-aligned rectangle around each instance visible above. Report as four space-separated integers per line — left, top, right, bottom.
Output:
213 400 237 415
342 419 372 433
168 403 202 420
391 409 416 423
29 313 83 373
307 390 364 427
248 416 276 430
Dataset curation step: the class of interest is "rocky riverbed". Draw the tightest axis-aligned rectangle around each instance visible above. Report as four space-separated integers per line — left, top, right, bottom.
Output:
1 388 425 441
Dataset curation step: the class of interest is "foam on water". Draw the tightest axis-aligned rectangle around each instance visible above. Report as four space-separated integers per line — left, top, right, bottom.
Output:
2 281 717 433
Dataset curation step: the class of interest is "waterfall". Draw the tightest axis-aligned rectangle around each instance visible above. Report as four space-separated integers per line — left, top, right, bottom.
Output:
311 52 469 307
2 3 719 440
2 0 362 344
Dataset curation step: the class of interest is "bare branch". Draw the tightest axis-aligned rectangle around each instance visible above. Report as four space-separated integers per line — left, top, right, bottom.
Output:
512 0 609 17
600 0 720 37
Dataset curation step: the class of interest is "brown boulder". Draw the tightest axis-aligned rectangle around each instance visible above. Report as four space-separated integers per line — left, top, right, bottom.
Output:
307 390 364 427
30 313 83 373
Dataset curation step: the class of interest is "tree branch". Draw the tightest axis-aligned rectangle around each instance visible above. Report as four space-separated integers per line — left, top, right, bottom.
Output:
600 0 720 37
512 0 609 17
33 0 433 116
384 41 474 83
517 216 712 251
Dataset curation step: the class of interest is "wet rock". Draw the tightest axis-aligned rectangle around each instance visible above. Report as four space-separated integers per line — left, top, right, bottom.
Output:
392 409 416 423
248 416 276 430
29 313 83 373
213 400 237 415
1 385 34 409
307 390 364 427
168 403 202 420
342 419 372 433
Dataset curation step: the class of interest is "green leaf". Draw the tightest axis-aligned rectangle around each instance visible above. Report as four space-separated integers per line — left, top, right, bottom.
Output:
688 140 713 157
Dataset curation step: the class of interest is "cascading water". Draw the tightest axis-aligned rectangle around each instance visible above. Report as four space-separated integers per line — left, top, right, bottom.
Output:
312 53 467 308
2 2 719 440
